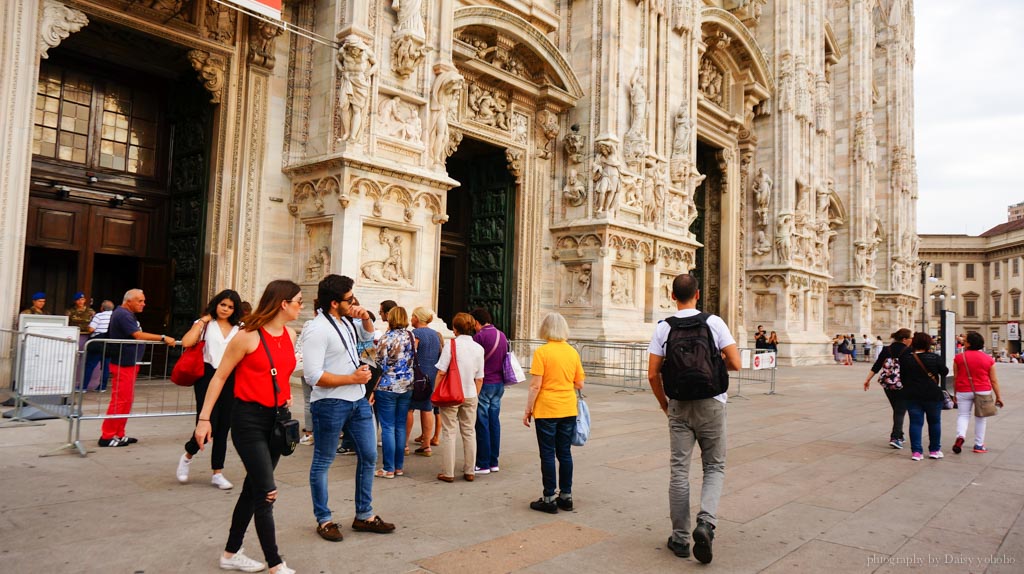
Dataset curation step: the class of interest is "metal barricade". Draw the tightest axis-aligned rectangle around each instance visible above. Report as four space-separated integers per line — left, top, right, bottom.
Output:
1 328 79 430
731 348 777 397
63 338 193 456
510 339 649 391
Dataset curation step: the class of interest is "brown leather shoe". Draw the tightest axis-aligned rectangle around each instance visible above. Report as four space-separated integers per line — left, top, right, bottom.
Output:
437 473 454 483
317 521 344 542
463 473 475 482
352 515 396 534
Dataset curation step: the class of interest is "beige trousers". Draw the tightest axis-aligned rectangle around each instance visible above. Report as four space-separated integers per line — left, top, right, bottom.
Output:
439 396 478 476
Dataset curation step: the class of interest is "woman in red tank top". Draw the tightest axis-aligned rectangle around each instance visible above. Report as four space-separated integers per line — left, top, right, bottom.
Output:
951 331 1005 455
194 280 302 574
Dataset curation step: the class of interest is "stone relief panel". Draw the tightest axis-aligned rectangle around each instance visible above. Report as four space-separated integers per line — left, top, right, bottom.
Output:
609 266 636 307
562 263 593 306
659 274 676 311
204 0 236 43
698 55 725 107
466 82 510 130
377 96 423 145
304 221 333 282
753 292 777 321
511 112 529 145
360 225 414 288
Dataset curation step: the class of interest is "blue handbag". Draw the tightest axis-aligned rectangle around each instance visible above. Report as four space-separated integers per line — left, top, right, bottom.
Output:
573 390 590 447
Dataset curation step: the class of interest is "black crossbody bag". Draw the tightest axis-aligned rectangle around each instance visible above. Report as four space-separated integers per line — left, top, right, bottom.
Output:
326 314 383 395
257 330 300 457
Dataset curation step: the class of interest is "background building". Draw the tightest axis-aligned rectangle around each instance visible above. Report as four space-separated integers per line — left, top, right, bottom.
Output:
920 220 1024 356
1 0 921 364
1009 200 1024 222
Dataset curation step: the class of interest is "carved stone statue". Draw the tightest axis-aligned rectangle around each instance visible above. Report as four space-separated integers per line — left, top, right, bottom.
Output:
538 110 559 159
562 169 586 207
628 67 648 136
672 105 693 159
610 268 632 305
816 184 831 221
248 20 283 69
187 50 226 104
753 230 772 255
775 212 794 262
645 165 668 224
592 136 622 216
391 0 424 38
752 168 772 226
854 242 870 282
429 67 465 168
336 35 378 143
391 34 427 78
467 84 509 130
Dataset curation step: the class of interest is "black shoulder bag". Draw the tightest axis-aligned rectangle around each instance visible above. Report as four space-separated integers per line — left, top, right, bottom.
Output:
257 330 300 457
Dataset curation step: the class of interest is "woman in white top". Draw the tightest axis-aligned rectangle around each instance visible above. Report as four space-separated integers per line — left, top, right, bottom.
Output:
176 289 243 489
434 312 485 482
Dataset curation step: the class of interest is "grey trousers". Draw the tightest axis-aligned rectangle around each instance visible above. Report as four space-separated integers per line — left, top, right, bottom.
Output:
667 397 726 544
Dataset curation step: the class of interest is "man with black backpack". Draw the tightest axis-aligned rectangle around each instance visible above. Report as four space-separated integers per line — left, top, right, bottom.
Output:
647 274 741 564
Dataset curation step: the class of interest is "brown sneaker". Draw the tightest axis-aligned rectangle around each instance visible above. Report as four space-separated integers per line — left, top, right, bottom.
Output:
317 521 344 542
352 515 396 534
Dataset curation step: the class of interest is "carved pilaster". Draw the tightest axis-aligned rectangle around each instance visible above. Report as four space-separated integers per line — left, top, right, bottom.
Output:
39 0 88 59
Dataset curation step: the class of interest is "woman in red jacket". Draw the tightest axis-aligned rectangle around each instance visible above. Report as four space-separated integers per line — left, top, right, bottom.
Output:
195 280 301 574
951 331 1005 454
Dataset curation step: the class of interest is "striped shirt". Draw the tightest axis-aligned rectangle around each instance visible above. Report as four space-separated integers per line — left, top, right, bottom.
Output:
89 310 113 336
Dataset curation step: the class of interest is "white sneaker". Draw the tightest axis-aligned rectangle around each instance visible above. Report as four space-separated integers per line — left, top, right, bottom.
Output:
272 562 296 574
299 434 313 446
473 466 491 475
176 453 192 484
212 473 234 490
220 549 266 572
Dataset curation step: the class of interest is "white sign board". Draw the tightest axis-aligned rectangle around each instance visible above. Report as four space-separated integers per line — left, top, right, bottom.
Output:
752 352 776 370
19 325 78 396
741 349 751 369
1009 321 1020 341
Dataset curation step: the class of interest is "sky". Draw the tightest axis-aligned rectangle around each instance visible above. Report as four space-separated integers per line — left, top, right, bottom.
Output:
914 0 1024 235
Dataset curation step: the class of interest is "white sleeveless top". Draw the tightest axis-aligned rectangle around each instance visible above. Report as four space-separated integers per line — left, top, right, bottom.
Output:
200 320 239 369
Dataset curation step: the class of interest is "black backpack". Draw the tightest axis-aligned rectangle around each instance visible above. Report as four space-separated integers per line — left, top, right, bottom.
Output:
660 313 729 400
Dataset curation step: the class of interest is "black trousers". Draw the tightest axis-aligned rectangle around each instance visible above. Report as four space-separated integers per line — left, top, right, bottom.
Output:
184 364 234 470
225 400 282 568
884 388 907 441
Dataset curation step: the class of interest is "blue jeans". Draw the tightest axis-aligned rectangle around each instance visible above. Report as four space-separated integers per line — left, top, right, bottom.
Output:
309 398 377 524
906 399 942 454
475 383 505 469
375 389 413 473
535 416 575 497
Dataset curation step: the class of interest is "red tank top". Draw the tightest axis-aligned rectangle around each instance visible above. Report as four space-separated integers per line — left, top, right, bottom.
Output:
234 328 295 408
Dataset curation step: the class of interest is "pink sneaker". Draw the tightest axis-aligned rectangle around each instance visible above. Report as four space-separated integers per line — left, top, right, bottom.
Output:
928 451 943 459
911 452 923 461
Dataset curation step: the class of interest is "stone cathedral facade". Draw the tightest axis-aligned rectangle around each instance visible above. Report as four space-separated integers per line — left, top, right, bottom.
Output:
0 0 919 363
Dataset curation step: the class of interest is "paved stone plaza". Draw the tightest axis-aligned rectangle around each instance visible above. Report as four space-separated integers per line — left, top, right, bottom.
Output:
1 363 1021 573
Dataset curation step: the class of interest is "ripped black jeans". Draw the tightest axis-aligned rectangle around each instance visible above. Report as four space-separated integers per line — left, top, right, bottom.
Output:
225 400 283 568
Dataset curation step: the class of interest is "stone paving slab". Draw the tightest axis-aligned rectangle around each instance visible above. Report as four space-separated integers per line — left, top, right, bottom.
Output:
0 363 1022 573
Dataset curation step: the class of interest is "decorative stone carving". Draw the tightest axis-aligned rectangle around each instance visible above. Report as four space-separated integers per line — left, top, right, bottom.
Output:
814 74 831 133
671 0 697 34
853 111 875 165
816 183 831 221
775 212 794 262
466 84 509 130
511 113 528 145
391 34 427 79
204 0 236 43
429 66 465 169
563 124 585 164
248 20 283 69
644 164 668 225
306 246 331 281
752 168 772 226
698 56 724 106
187 50 226 104
564 263 592 305
620 171 643 211
40 0 89 59
753 230 772 255
378 97 423 144
360 227 413 287
336 35 378 143
505 149 523 183
537 110 559 159
610 267 634 306
392 0 425 38
592 136 622 216
729 0 766 25
623 67 649 168
562 169 586 207
670 104 693 183
143 0 194 22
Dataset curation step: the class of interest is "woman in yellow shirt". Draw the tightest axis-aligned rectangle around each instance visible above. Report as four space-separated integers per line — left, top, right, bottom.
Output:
523 313 585 513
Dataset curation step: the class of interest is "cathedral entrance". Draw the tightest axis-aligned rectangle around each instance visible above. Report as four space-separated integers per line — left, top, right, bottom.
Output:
693 140 725 316
20 19 211 334
439 138 516 332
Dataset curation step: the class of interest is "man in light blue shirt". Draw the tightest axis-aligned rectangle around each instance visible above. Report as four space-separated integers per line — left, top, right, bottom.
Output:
302 274 395 542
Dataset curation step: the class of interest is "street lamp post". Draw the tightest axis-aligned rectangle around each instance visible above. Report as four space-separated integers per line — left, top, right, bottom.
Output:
918 260 931 331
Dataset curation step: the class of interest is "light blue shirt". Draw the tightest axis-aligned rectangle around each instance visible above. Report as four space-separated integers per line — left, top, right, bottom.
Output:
301 312 374 403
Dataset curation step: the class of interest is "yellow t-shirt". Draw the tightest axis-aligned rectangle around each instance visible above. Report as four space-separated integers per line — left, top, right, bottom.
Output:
530 341 585 419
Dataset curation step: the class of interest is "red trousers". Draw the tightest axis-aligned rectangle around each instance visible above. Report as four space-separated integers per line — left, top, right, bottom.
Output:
100 364 139 439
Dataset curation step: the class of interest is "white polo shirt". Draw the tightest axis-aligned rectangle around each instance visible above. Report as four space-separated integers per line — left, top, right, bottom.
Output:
648 308 736 404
